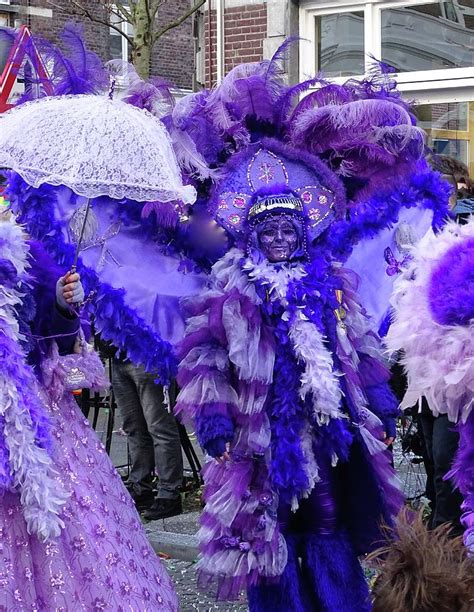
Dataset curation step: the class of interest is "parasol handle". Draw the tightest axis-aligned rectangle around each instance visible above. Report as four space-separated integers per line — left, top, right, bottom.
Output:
70 198 91 274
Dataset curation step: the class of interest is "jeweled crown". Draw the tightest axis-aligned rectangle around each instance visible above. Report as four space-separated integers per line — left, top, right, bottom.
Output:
214 146 336 241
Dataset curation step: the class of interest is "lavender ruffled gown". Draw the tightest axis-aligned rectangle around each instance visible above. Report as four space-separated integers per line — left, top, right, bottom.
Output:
0 391 178 611
0 235 178 611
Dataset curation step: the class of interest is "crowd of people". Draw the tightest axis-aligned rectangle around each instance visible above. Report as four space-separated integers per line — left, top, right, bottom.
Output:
0 24 473 612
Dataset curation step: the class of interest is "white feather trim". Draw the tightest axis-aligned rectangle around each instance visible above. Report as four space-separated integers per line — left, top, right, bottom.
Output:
0 217 69 540
386 219 474 423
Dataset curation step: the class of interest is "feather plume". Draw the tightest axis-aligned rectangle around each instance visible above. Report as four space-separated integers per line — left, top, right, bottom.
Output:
264 36 299 81
275 76 325 125
233 74 275 122
172 92 225 165
7 22 107 101
141 201 179 227
116 59 174 118
290 99 424 177
204 57 285 148
170 127 220 181
54 22 107 95
289 84 353 126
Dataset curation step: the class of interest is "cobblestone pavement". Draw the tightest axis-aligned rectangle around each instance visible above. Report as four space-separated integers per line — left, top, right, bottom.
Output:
161 559 378 611
162 559 248 611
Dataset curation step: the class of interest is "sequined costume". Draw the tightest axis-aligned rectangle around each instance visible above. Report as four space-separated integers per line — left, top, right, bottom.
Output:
0 218 178 611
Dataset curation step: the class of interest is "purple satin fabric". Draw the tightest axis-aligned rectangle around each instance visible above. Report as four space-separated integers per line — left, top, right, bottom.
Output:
345 205 433 331
278 457 340 536
55 189 206 347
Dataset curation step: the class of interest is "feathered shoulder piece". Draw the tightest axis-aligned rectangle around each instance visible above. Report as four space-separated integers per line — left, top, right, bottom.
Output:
386 218 474 423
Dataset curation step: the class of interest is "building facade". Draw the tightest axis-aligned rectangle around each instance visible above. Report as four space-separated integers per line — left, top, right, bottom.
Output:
0 0 196 91
198 0 474 176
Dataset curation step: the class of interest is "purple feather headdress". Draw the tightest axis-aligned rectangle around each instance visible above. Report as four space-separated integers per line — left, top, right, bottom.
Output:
210 139 345 244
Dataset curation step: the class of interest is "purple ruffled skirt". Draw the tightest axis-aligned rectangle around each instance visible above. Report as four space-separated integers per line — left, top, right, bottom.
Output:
0 394 178 611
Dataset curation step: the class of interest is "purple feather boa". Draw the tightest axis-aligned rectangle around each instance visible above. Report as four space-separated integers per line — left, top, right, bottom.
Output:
6 174 177 384
266 323 310 505
196 409 234 458
428 237 474 326
0 330 54 466
253 254 355 469
0 218 68 537
0 239 54 487
364 383 400 439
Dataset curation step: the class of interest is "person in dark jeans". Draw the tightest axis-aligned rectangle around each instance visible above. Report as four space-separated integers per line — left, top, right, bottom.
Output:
112 359 183 520
419 400 463 536
390 362 462 534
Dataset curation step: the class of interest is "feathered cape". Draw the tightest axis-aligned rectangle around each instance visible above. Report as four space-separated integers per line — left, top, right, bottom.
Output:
175 248 403 599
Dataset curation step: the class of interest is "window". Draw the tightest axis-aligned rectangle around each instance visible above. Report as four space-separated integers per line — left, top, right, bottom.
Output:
415 101 474 176
109 8 133 63
300 1 473 107
381 1 474 72
314 11 365 77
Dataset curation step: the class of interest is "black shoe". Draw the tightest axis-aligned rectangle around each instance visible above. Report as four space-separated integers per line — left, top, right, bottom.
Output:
142 496 183 521
129 485 155 511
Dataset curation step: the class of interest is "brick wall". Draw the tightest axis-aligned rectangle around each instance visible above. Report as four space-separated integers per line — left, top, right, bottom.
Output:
11 0 195 90
203 2 267 88
151 0 195 89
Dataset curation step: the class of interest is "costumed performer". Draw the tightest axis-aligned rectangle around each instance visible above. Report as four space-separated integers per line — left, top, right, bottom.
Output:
0 27 211 522
386 217 474 554
1 23 209 523
175 142 404 611
171 47 450 611
0 215 178 610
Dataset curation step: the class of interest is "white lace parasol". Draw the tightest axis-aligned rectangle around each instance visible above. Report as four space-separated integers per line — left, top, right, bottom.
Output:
0 94 196 204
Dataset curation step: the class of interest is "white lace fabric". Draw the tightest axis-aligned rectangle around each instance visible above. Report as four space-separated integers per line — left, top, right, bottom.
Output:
0 94 196 204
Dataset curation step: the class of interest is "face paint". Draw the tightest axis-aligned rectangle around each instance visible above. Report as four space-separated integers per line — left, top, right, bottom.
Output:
257 215 299 262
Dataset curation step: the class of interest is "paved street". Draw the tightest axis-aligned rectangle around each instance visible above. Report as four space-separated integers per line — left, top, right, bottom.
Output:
162 559 248 611
90 406 424 611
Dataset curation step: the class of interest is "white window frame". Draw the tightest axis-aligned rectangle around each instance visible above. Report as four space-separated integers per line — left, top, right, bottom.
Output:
109 6 133 64
299 0 474 104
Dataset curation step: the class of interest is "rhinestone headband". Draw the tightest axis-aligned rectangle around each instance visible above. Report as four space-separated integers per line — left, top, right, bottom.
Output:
248 196 303 220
